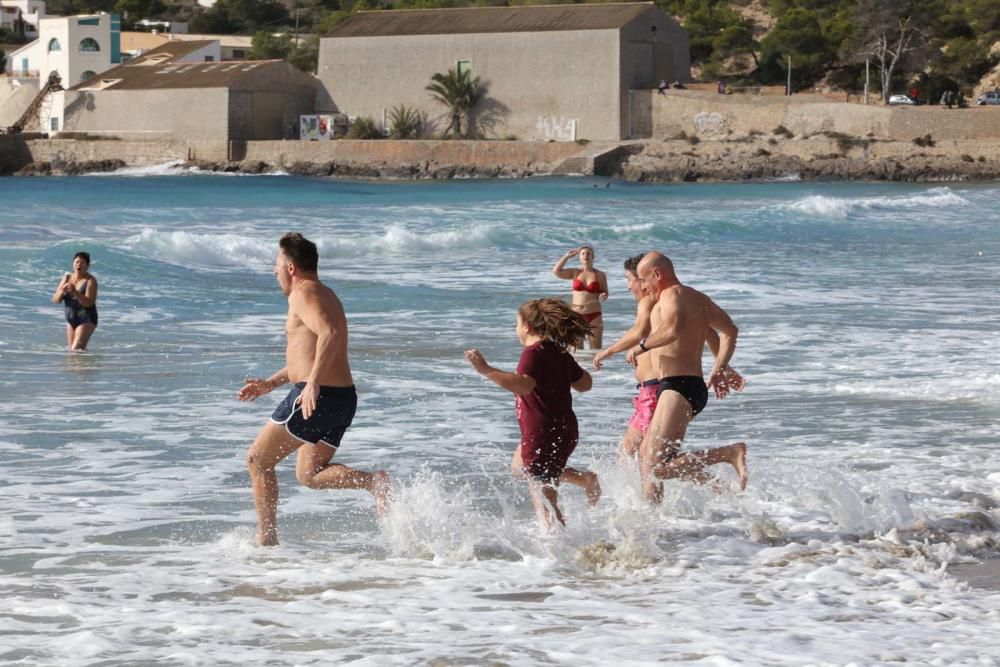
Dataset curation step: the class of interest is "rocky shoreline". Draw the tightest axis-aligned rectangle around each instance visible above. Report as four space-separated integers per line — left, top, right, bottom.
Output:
7 138 1000 182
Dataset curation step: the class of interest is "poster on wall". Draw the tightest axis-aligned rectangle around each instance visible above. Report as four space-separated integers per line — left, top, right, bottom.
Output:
300 115 334 141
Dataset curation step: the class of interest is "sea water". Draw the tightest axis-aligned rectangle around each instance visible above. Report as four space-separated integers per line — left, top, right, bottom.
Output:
0 169 998 665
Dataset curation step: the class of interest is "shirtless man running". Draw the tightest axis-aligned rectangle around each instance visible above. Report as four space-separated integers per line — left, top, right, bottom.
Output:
594 254 745 465
626 252 747 502
237 232 391 546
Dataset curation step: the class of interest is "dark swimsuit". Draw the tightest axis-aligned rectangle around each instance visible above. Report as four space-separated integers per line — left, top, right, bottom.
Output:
62 279 98 328
656 376 709 417
271 383 357 450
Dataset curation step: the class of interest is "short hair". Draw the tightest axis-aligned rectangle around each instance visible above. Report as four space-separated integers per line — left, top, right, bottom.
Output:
73 251 91 266
279 232 318 272
623 253 645 275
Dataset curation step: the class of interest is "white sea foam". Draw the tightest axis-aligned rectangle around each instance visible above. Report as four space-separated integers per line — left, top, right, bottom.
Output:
85 161 288 178
122 228 275 269
784 186 969 218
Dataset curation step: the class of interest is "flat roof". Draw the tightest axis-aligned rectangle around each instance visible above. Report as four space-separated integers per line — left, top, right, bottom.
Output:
70 60 279 91
327 2 657 38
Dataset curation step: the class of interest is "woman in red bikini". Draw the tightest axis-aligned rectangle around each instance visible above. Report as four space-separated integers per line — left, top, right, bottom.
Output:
552 245 608 349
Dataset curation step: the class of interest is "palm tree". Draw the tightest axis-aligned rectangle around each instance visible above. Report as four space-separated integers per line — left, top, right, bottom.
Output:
426 68 487 138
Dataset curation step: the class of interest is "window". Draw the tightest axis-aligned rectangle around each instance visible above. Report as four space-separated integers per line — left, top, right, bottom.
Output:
231 49 245 59
50 117 59 131
80 70 96 82
47 37 61 52
204 56 214 62
79 38 101 52
457 60 471 76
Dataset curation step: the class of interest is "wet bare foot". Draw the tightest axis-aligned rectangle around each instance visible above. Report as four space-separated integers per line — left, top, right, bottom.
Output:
731 442 748 491
256 529 278 547
371 470 393 518
583 471 602 506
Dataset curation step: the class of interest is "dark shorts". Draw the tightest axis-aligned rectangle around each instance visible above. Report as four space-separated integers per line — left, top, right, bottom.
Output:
520 421 579 483
65 306 98 328
270 383 357 450
656 376 708 417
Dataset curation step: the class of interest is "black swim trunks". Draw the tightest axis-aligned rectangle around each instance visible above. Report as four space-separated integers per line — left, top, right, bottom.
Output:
270 383 357 450
656 376 709 417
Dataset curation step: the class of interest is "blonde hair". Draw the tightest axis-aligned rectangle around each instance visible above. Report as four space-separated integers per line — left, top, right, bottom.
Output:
518 298 592 350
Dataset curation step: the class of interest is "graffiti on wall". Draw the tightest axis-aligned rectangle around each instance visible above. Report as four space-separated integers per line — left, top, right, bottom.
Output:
692 111 728 136
536 116 577 141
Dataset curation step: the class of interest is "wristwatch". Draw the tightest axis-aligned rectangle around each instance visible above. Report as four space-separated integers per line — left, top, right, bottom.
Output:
638 338 648 352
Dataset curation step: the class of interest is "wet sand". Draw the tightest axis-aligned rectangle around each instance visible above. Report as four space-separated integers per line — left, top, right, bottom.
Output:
949 560 1000 591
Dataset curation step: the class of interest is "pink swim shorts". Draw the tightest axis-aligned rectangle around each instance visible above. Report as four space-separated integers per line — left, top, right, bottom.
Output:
628 383 659 434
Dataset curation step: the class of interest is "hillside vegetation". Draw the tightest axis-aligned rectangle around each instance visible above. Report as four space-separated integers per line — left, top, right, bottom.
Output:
23 0 1000 97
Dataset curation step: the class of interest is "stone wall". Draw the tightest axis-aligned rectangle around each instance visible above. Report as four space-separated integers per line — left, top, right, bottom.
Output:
11 138 589 175
636 90 1000 141
25 138 230 164
0 135 33 174
240 139 589 170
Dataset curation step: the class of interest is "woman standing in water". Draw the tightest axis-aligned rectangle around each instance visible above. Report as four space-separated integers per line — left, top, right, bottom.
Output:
552 245 608 349
52 251 99 351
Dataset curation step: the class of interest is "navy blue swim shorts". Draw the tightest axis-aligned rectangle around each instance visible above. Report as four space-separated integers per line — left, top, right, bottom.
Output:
270 383 357 450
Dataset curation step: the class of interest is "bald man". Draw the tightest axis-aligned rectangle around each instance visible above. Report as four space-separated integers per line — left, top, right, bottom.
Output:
595 253 745 465
626 252 747 502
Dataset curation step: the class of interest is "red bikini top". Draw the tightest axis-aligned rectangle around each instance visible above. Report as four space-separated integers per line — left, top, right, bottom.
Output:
573 277 602 294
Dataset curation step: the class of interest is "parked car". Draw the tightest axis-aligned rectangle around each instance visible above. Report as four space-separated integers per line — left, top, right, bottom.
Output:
976 91 1000 105
888 94 918 105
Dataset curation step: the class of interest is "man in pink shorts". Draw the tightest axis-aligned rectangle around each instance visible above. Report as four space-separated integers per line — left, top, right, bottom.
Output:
594 255 745 463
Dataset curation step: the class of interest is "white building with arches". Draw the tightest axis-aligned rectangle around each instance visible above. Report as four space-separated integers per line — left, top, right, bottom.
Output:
5 12 120 87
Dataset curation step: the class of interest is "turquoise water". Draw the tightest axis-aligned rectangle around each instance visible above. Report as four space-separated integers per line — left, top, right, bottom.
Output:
1 171 999 665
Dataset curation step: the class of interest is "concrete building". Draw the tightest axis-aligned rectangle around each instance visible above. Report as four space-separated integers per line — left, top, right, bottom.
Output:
6 11 120 86
317 2 690 141
122 31 252 61
53 51 317 141
0 0 45 40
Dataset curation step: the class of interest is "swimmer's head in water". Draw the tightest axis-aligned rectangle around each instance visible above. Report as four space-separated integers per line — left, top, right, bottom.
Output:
73 251 90 270
517 297 592 350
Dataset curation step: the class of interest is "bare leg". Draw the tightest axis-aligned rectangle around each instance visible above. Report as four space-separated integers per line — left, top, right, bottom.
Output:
618 424 644 465
245 421 303 546
588 318 603 349
527 480 564 530
295 443 393 516
513 448 571 526
71 323 96 351
655 442 747 490
638 392 692 504
558 466 601 505
65 324 75 350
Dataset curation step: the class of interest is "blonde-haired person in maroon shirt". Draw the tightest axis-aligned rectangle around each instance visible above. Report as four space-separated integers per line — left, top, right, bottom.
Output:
465 298 601 530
